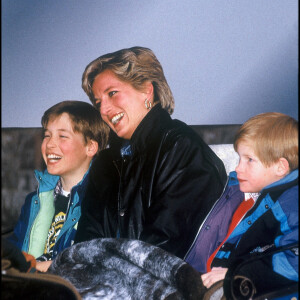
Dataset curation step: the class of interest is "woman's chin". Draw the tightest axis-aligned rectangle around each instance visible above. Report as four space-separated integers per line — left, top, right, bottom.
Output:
115 127 132 140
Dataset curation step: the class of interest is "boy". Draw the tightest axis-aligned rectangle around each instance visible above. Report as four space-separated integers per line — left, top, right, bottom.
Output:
185 112 298 297
6 100 108 272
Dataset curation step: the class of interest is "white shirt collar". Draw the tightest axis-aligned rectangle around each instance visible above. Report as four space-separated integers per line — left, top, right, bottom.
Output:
245 192 260 202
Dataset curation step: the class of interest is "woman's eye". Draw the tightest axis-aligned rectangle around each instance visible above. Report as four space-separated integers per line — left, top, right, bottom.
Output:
248 158 253 162
108 91 117 97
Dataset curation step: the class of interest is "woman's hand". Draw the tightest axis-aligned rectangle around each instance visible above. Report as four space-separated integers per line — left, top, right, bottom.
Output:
36 260 53 272
201 267 228 288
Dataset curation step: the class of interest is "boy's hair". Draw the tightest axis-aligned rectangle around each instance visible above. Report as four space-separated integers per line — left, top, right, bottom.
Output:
41 100 109 153
234 112 298 171
81 46 175 115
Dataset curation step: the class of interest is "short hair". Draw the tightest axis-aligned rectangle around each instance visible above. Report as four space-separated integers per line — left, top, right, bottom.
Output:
41 100 109 153
234 112 298 170
82 46 175 115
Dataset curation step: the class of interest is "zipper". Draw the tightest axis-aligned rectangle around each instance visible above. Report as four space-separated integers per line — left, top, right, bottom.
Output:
55 190 73 245
183 175 230 260
24 175 41 252
113 159 123 238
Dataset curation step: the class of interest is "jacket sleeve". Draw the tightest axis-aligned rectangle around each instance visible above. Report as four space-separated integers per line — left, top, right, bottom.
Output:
139 134 227 258
74 150 120 243
74 177 105 243
225 186 299 295
6 192 36 251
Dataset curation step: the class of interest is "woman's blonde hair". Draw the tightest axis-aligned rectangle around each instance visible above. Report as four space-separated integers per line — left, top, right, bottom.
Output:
234 112 298 170
82 46 175 114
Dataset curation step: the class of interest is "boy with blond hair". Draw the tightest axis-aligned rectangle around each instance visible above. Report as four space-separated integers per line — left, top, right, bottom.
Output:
186 112 298 297
7 100 108 272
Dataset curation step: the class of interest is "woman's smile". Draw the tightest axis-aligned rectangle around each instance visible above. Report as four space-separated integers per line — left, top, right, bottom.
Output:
92 69 152 140
111 112 125 125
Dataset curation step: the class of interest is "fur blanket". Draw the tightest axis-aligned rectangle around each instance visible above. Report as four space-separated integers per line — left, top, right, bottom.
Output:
48 238 206 300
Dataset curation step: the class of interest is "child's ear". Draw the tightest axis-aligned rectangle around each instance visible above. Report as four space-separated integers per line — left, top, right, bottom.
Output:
275 158 290 177
86 140 98 157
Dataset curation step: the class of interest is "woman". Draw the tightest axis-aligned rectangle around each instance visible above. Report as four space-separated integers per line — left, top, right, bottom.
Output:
75 46 227 259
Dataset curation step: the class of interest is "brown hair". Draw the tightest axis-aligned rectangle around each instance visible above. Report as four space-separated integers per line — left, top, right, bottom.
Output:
81 46 175 114
41 100 109 153
234 112 298 170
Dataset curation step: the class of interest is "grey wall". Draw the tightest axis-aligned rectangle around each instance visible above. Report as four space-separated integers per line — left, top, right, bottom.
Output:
1 0 298 128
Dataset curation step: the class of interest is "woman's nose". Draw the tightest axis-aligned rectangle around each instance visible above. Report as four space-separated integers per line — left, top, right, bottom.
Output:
100 98 111 116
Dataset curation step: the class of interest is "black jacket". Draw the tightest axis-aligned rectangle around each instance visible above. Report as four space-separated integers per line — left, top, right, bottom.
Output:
75 104 227 258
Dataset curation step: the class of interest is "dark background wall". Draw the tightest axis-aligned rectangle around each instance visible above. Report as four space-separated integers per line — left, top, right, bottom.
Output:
1 125 240 234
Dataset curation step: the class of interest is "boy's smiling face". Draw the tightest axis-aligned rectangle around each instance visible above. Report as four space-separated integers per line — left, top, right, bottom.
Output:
41 113 93 189
235 142 284 193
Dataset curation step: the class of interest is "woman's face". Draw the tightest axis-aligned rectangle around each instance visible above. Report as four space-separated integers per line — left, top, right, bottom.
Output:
92 69 152 140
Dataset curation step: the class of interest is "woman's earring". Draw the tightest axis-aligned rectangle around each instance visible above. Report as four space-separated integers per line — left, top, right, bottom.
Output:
144 99 152 110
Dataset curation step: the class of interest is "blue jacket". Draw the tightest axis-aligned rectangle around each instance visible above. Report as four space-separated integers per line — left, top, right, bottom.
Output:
186 170 298 292
7 168 90 260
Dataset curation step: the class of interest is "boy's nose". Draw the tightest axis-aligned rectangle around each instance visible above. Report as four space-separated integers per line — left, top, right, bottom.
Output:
46 137 56 148
235 161 242 173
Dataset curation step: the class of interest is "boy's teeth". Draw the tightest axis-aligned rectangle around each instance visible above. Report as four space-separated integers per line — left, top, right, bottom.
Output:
47 154 61 159
111 113 124 125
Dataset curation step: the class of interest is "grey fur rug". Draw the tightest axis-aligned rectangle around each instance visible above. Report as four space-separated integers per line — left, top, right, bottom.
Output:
48 238 206 300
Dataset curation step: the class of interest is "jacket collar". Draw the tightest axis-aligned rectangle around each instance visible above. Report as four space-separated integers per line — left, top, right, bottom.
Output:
262 169 298 194
34 169 60 193
129 103 172 156
107 104 172 159
34 162 92 193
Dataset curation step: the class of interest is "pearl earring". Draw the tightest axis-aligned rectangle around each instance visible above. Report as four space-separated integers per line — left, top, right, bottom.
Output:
144 99 152 110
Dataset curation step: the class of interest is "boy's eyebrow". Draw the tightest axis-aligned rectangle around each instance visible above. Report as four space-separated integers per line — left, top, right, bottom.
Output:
57 128 72 132
44 128 73 133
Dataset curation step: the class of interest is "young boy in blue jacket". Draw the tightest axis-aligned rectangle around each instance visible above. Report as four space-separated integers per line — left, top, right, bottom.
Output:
6 100 108 272
185 112 298 297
